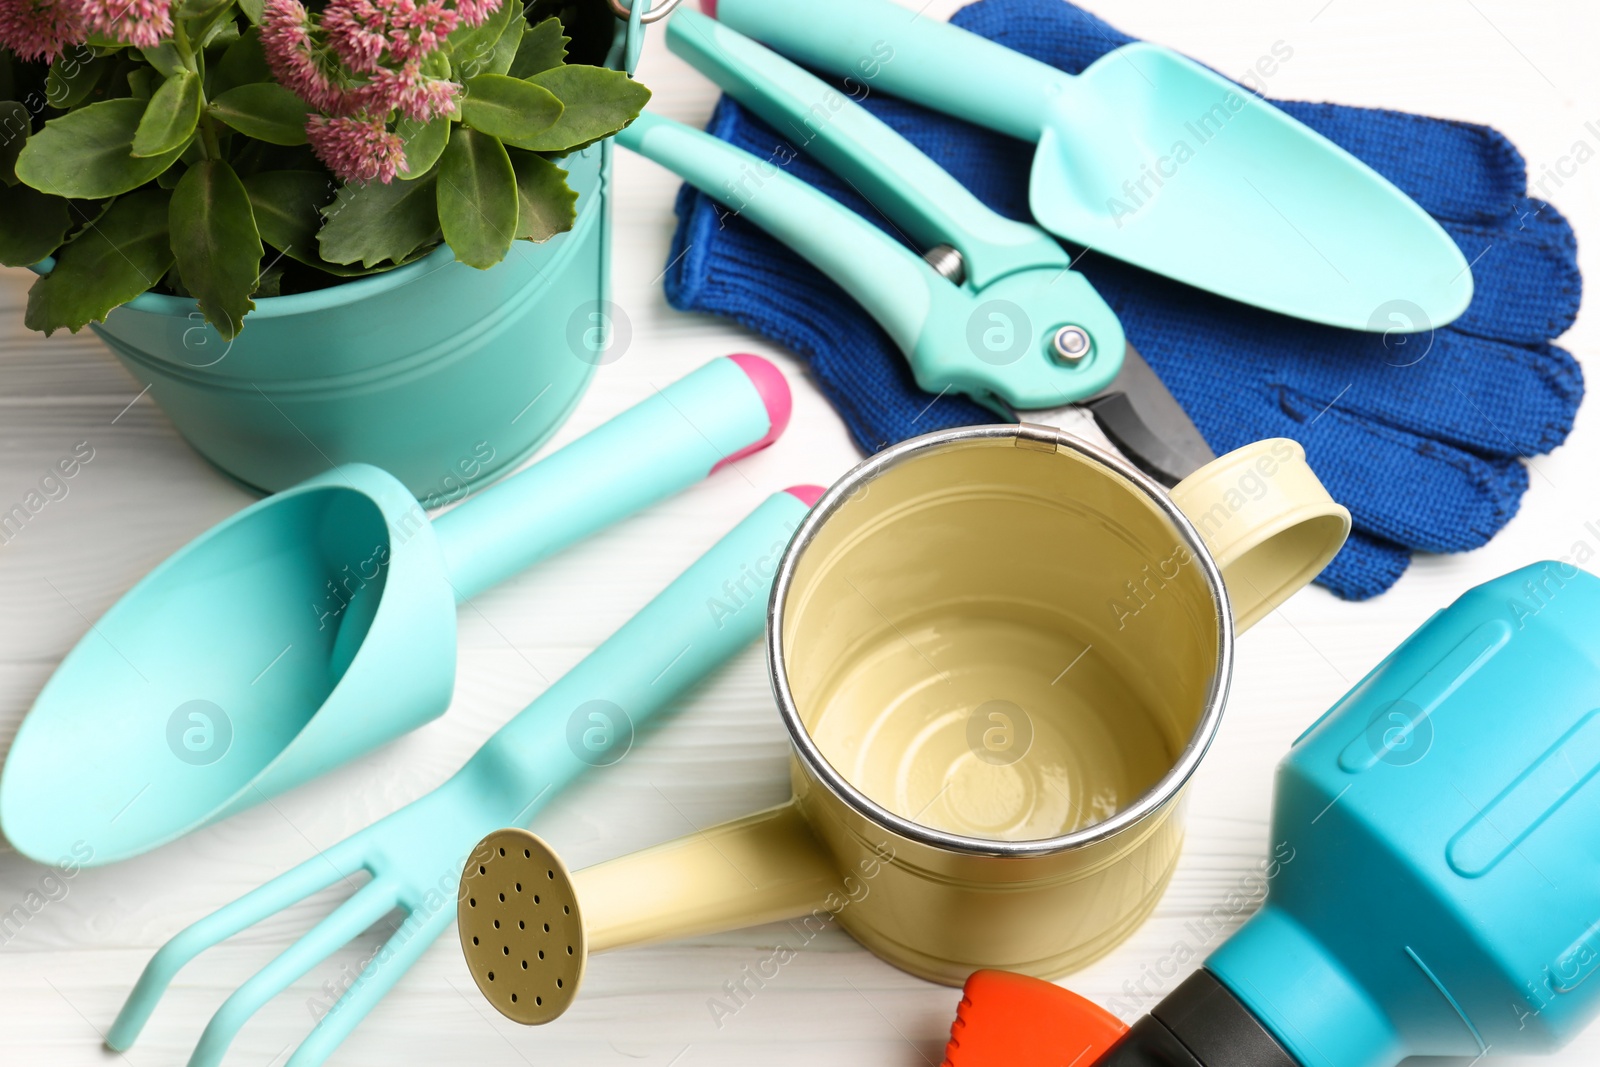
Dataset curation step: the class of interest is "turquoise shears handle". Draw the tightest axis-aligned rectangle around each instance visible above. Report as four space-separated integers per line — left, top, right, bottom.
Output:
712 0 1065 142
464 486 821 806
668 10 1123 397
617 113 1117 411
669 9 1060 288
432 354 787 602
617 112 937 360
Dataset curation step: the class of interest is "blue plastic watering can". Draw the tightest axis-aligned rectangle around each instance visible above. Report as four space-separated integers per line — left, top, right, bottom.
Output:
944 561 1600 1067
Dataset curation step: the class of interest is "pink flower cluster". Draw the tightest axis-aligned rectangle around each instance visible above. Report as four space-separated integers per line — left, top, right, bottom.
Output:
262 0 500 184
0 0 172 62
0 0 84 62
306 114 407 184
93 0 172 48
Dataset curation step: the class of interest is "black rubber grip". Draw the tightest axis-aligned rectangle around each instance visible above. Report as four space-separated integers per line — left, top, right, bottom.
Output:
1097 970 1299 1067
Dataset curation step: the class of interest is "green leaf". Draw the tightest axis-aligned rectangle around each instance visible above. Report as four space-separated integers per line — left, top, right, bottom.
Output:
506 148 574 243
45 53 109 109
0 184 72 266
16 99 188 199
178 0 232 19
243 170 330 252
317 174 440 267
397 115 450 179
210 83 311 146
126 66 155 102
238 0 264 23
211 30 271 98
0 101 29 185
509 16 568 78
446 0 520 79
509 65 650 153
459 74 562 143
132 71 201 157
242 169 382 277
24 188 173 335
436 126 517 269
169 159 264 339
484 19 523 77
191 6 241 49
254 261 284 297
140 42 184 79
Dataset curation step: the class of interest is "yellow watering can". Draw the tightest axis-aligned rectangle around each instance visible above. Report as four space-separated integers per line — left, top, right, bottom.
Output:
458 425 1349 1021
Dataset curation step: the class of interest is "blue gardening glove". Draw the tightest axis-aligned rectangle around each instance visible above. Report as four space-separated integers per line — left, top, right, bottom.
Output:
665 0 1583 600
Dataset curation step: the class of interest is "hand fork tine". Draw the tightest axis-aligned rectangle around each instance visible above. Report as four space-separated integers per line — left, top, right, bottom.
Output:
286 907 454 1067
187 879 401 1067
107 841 367 1050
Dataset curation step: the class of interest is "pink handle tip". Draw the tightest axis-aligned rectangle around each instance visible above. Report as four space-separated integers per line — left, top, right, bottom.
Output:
712 354 792 473
784 485 826 508
702 0 717 16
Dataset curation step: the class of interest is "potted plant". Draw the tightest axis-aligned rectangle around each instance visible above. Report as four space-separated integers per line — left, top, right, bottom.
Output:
0 0 649 498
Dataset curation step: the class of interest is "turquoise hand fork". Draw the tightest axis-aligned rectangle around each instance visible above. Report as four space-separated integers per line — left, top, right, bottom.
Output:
107 484 823 1067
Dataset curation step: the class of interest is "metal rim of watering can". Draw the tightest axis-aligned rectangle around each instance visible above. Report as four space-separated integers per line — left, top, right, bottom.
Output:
765 423 1237 858
607 0 682 23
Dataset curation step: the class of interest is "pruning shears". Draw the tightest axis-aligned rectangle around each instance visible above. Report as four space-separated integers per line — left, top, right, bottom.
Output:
615 9 1214 485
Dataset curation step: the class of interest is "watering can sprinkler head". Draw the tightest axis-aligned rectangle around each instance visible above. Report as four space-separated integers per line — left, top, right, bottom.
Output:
941 561 1600 1067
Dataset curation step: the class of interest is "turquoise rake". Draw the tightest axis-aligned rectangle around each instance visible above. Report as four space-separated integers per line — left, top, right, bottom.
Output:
106 484 823 1066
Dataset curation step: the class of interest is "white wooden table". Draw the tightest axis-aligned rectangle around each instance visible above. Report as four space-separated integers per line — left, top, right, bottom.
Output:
2 1 1596 1063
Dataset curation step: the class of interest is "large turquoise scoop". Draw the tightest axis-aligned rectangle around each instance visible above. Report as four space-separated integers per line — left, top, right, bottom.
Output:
714 0 1474 332
0 354 790 866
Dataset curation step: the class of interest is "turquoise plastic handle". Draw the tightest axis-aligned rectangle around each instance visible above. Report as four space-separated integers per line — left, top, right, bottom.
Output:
432 355 780 602
669 9 1060 287
713 0 1063 141
618 113 1123 411
461 487 817 808
615 112 939 359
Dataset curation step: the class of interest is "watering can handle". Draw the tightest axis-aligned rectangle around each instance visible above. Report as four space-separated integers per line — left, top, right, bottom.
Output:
712 0 1065 142
1169 440 1350 631
431 354 790 602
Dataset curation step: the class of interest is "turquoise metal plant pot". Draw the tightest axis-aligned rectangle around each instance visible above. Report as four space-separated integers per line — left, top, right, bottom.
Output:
82 140 614 502
23 6 644 501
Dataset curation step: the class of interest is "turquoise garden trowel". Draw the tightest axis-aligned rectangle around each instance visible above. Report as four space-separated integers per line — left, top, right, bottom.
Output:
0 354 791 866
713 0 1475 332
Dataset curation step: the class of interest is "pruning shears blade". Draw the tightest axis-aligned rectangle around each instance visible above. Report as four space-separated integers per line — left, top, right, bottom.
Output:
1021 344 1215 487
